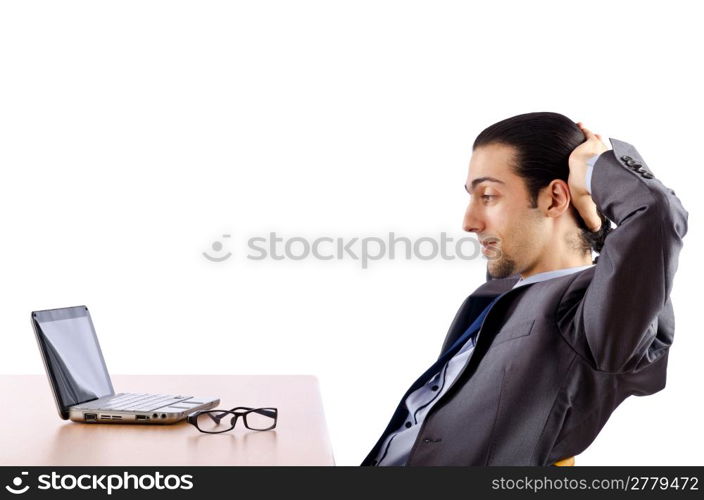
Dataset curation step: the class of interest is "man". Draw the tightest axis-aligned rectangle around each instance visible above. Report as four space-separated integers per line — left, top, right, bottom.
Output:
361 112 688 466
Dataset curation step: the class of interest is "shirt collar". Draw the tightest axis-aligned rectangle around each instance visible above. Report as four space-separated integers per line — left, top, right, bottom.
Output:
511 264 595 289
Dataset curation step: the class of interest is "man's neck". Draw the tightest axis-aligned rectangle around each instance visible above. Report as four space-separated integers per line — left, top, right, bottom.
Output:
519 253 593 280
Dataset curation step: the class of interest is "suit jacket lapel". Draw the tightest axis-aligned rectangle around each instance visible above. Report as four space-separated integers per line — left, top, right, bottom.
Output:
361 275 520 465
439 276 519 356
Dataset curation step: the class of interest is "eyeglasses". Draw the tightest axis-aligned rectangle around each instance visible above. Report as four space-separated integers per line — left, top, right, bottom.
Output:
187 406 278 434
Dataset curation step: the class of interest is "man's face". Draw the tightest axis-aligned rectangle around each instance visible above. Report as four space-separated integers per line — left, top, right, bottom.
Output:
463 143 548 279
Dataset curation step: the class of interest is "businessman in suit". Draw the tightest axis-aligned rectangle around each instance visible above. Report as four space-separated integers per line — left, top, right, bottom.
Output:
361 112 688 466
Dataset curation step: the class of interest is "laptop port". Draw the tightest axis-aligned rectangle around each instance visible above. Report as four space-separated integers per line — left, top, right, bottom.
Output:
136 415 149 421
84 413 98 422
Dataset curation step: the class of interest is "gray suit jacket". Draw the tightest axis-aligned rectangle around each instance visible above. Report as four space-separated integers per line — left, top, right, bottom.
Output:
361 138 689 466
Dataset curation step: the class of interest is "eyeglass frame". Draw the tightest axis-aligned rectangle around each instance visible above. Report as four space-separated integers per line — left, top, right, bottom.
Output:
187 406 278 434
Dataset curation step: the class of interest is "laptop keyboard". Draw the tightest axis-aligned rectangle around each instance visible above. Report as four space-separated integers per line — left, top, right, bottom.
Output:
80 393 194 412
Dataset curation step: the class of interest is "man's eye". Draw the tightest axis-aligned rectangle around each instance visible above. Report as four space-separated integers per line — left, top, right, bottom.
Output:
481 195 495 201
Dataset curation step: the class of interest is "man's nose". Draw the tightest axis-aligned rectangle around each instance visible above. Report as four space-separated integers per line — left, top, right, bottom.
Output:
463 203 483 233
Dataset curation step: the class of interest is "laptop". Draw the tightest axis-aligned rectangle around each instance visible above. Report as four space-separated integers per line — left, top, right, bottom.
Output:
31 305 219 424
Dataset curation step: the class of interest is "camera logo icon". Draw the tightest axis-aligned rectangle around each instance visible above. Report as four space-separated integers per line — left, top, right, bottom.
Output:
203 234 232 262
5 471 29 494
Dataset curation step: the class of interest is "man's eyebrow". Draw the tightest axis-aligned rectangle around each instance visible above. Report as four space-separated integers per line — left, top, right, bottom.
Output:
464 177 506 194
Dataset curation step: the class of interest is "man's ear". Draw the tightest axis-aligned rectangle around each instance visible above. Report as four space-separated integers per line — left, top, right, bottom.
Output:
542 179 571 217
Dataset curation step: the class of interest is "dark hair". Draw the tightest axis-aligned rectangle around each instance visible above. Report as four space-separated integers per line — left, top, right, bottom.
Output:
472 111 612 263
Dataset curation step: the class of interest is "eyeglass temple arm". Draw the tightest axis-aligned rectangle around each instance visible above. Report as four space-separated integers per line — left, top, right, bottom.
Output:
205 407 278 424
214 407 277 422
209 411 231 424
229 407 277 418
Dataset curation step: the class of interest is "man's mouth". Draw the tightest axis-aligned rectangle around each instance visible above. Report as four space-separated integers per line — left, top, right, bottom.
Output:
480 237 499 248
480 238 500 257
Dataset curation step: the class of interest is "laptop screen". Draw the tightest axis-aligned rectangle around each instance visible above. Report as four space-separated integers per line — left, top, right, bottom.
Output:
32 306 114 419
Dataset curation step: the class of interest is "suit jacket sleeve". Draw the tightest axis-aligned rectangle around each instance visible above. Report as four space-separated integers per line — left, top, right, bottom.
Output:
558 138 688 373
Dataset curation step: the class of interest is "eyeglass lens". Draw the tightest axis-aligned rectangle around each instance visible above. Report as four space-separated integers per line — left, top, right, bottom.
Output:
194 408 276 433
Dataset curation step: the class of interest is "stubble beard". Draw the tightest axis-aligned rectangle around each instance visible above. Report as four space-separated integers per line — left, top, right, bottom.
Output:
487 249 518 279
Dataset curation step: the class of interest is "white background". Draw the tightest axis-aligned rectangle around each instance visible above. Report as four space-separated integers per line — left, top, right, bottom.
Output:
1 0 701 466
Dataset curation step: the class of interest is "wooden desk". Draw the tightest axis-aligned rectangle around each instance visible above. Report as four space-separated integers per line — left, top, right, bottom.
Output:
0 374 334 466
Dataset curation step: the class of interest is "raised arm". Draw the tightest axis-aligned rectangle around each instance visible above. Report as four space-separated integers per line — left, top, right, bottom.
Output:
559 128 688 373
